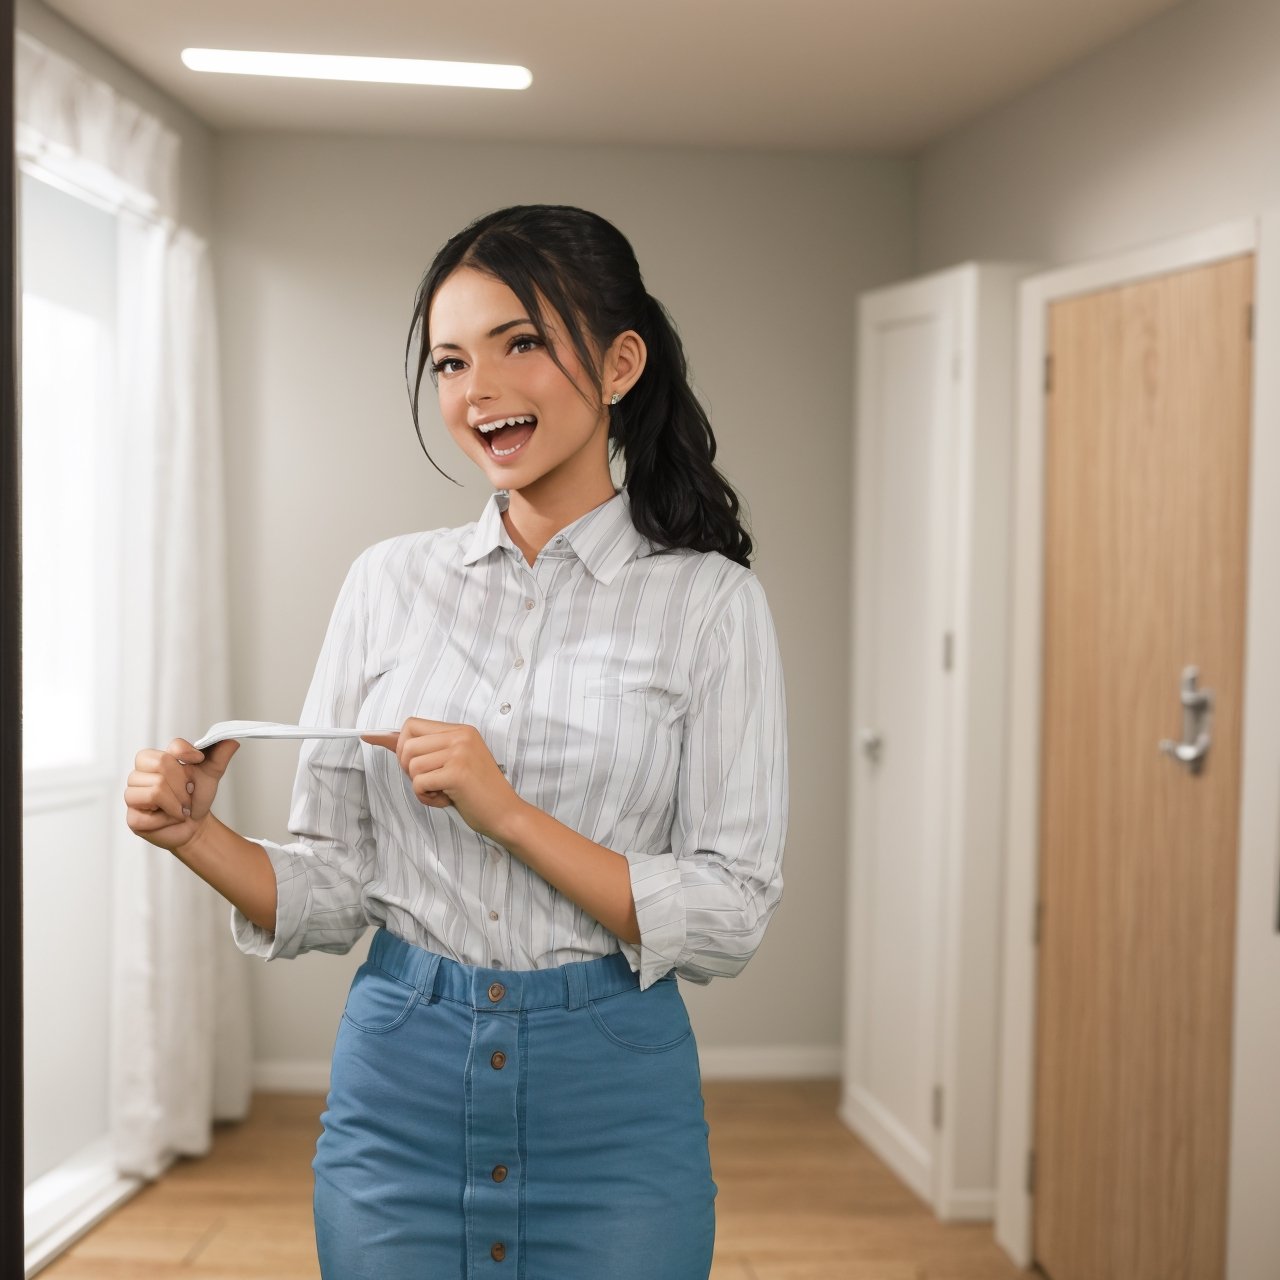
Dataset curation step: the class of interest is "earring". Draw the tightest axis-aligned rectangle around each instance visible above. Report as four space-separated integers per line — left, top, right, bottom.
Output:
609 392 621 406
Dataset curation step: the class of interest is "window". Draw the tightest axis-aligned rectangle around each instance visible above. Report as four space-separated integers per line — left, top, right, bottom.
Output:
19 169 121 779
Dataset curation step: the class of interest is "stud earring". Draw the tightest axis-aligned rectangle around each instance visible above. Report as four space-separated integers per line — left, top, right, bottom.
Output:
609 392 621 406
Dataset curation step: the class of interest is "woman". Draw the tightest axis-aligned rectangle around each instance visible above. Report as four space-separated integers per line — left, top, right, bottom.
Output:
123 203 789 1278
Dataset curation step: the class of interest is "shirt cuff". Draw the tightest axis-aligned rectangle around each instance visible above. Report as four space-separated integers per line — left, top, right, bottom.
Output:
618 848 687 991
228 837 313 961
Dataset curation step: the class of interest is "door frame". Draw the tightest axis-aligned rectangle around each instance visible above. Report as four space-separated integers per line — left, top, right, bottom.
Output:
996 213 1280 1275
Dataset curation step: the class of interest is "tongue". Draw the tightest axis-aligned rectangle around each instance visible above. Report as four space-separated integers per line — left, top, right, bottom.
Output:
489 422 536 449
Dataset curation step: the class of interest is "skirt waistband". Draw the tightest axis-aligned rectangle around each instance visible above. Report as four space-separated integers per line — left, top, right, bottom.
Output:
366 926 666 1012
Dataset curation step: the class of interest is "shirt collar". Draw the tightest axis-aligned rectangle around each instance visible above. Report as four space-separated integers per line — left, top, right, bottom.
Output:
461 487 652 585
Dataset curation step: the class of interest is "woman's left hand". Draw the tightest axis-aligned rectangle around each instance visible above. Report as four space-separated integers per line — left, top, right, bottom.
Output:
361 719 526 843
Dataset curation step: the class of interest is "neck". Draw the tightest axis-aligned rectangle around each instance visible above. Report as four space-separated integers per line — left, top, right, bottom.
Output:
501 483 620 567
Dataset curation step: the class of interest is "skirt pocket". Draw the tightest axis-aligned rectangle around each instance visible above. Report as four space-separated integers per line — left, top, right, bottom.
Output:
340 961 421 1035
586 974 694 1053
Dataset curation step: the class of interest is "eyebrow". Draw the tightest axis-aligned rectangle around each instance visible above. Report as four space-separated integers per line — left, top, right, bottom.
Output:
430 318 533 354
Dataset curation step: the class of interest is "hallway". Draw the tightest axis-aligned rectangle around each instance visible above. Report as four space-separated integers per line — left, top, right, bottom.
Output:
39 1080 1027 1279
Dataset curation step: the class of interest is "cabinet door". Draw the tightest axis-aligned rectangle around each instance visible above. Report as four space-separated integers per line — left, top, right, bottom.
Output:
843 272 960 1203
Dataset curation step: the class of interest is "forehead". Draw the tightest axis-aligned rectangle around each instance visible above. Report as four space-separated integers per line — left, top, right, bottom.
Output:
428 267 551 339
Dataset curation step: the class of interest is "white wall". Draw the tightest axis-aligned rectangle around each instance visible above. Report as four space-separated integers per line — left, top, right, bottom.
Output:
212 132 914 1074
917 0 1280 1273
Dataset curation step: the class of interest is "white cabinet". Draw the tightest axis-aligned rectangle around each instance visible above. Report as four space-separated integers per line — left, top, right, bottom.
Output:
841 261 1032 1220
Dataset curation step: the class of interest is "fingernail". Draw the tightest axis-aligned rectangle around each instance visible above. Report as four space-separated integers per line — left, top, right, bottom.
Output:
182 806 191 816
177 758 188 765
187 781 195 794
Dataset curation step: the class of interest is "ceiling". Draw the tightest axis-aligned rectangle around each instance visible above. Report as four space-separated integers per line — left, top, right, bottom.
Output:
40 0 1185 153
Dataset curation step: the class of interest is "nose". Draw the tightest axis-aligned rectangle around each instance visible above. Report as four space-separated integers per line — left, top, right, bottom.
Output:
464 355 500 407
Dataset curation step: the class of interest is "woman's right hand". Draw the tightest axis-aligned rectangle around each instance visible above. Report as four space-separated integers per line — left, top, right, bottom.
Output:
123 737 241 852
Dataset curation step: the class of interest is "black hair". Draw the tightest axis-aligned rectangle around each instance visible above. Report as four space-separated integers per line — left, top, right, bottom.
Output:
403 203 753 568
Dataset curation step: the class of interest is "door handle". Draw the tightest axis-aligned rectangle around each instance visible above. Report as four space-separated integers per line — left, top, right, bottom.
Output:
1158 665 1213 775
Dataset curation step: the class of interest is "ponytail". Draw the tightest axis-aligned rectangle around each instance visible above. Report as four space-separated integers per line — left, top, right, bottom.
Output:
611 292 752 566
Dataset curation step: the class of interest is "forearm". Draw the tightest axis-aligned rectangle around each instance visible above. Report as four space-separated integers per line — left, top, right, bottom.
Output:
173 812 279 934
495 802 640 946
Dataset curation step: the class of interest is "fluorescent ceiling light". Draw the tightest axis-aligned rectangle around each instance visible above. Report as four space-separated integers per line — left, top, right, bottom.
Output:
180 48 532 91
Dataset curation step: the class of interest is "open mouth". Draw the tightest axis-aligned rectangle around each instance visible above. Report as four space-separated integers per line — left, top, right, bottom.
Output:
475 415 538 459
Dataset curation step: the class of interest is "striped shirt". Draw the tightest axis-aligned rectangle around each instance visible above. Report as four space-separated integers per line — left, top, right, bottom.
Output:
230 487 789 991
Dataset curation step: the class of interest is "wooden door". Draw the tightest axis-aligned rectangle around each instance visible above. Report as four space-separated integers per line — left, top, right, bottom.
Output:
1033 255 1254 1279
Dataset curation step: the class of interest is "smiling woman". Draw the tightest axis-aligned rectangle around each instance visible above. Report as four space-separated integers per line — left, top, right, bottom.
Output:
403 203 754 567
423 262 646 494
125 203 790 1280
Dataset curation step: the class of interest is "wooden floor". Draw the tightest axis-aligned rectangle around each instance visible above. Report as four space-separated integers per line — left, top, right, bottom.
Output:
40 1080 1030 1279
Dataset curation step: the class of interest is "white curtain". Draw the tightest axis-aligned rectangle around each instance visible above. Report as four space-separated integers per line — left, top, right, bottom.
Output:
16 32 254 1178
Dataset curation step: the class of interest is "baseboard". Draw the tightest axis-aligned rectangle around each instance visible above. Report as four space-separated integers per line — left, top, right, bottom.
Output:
696 1044 842 1079
254 1059 333 1093
937 1188 996 1221
24 1138 152 1278
254 1044 843 1094
839 1087 931 1204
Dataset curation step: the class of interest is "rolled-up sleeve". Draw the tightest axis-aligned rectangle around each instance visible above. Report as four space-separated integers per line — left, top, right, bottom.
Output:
230 549 378 961
618 572 789 990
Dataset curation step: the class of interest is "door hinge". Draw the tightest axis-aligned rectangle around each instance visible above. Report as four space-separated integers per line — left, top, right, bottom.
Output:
1034 900 1044 945
1026 1149 1036 1194
932 1085 944 1130
1044 353 1053 394
943 631 954 672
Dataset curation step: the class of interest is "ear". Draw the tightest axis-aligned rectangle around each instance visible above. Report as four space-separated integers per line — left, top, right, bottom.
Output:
602 329 647 403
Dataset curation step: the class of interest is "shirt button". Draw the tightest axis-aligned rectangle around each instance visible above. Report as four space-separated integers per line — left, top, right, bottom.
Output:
491 1242 506 1261
489 910 499 920
491 1050 507 1069
492 1164 509 1182
488 981 506 1003
498 764 506 774
499 702 511 714
514 657 525 668
524 599 535 610
492 960 503 968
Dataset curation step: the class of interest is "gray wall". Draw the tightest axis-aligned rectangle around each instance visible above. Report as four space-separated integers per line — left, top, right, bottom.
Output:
212 132 914 1064
916 0 1280 272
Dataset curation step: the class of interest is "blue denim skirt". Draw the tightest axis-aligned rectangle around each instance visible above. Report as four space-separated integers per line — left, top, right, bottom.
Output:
311 927 717 1278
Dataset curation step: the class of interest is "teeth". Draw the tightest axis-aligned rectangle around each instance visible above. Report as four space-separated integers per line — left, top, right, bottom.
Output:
478 415 536 434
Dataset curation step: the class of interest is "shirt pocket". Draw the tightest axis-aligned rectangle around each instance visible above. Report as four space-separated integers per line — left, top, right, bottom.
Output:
584 675 672 700
580 676 682 818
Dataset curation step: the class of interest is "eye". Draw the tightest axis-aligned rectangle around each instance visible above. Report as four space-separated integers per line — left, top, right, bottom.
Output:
430 356 465 376
509 334 543 355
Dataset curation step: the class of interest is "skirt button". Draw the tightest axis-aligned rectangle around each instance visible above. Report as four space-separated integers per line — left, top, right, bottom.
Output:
491 1241 507 1261
490 1050 507 1069
488 981 506 1003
